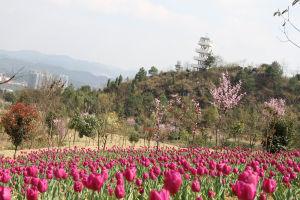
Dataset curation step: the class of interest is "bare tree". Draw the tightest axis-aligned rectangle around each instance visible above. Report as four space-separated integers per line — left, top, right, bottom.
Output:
274 0 300 48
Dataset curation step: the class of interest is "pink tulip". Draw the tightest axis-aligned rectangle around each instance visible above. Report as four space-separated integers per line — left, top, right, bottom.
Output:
0 186 11 200
164 170 182 194
54 168 65 180
262 177 276 194
124 168 136 182
149 189 170 200
208 190 215 199
259 193 266 200
1 173 11 184
192 180 200 192
115 184 125 199
37 179 48 193
143 173 149 180
26 187 39 200
30 177 39 187
139 188 144 194
74 181 83 192
231 181 257 200
136 178 143 187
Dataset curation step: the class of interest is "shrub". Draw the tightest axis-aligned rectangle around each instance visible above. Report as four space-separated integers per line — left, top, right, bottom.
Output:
262 117 296 153
1 103 39 158
129 131 139 144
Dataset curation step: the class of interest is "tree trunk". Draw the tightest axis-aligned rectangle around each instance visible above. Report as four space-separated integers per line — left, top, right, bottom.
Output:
215 116 222 148
73 130 76 145
156 140 159 153
103 135 108 152
215 128 218 148
14 145 18 159
97 130 100 150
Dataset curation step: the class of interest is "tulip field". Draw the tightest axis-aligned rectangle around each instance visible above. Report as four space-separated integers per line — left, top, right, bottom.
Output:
0 146 299 200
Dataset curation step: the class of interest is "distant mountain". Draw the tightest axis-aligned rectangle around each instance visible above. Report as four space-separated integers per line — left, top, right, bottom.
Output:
0 55 108 88
0 50 135 78
0 50 135 88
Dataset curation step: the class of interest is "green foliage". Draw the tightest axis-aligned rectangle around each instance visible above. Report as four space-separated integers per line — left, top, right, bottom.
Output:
288 76 300 94
148 66 158 76
78 114 99 138
69 110 82 131
235 70 256 93
263 117 296 153
265 61 283 83
135 67 147 82
129 130 140 143
124 93 143 117
202 106 219 126
159 94 168 107
3 92 16 103
143 92 155 117
203 55 216 69
230 122 245 140
45 111 58 132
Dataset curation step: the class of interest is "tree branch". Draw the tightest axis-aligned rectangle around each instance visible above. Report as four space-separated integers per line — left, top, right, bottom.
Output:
282 26 300 48
0 67 24 85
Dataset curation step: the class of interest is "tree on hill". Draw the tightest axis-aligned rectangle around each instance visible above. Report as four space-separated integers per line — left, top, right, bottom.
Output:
235 70 256 94
135 67 147 82
148 66 158 76
210 71 246 147
203 55 216 69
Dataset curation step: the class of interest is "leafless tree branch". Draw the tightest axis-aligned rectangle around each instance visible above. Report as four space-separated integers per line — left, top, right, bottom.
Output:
0 67 25 85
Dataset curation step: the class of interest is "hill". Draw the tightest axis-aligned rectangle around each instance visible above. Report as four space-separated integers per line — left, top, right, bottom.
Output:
102 63 300 148
0 50 136 88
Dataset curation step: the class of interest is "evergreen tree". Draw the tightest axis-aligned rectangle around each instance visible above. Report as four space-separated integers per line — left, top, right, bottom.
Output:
148 66 158 76
135 67 147 82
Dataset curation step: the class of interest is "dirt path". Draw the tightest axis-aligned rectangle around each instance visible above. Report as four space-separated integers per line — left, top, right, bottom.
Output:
0 133 177 158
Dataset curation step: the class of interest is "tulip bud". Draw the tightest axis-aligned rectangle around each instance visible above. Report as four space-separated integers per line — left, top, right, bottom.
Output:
115 184 125 199
192 180 200 193
149 189 170 200
74 181 83 193
208 190 215 199
262 177 276 194
0 186 12 200
164 170 182 195
26 187 39 200
37 179 48 193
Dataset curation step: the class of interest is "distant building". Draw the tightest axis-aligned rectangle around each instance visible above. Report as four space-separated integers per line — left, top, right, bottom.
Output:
192 36 212 70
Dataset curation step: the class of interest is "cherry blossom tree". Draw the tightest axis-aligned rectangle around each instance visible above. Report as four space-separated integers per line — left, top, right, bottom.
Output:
210 71 246 147
191 99 201 148
153 98 167 152
263 98 286 119
263 98 287 152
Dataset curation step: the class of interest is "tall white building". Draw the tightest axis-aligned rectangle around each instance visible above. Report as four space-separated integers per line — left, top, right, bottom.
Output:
192 36 212 70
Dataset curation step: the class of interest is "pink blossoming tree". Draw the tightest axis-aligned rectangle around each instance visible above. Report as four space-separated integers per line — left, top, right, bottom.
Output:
153 98 167 152
263 98 287 152
210 71 246 147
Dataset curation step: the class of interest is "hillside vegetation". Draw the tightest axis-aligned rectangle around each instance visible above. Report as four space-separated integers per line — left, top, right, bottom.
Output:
0 61 299 151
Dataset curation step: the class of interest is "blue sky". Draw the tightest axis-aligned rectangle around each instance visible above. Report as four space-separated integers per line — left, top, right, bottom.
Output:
0 0 299 75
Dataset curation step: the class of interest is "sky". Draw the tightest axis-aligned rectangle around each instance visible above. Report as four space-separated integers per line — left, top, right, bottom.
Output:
0 0 299 75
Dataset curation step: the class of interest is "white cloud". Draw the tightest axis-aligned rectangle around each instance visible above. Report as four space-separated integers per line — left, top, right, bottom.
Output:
50 0 202 27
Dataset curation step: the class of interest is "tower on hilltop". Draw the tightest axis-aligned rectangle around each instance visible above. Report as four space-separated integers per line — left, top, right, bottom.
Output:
192 36 212 70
